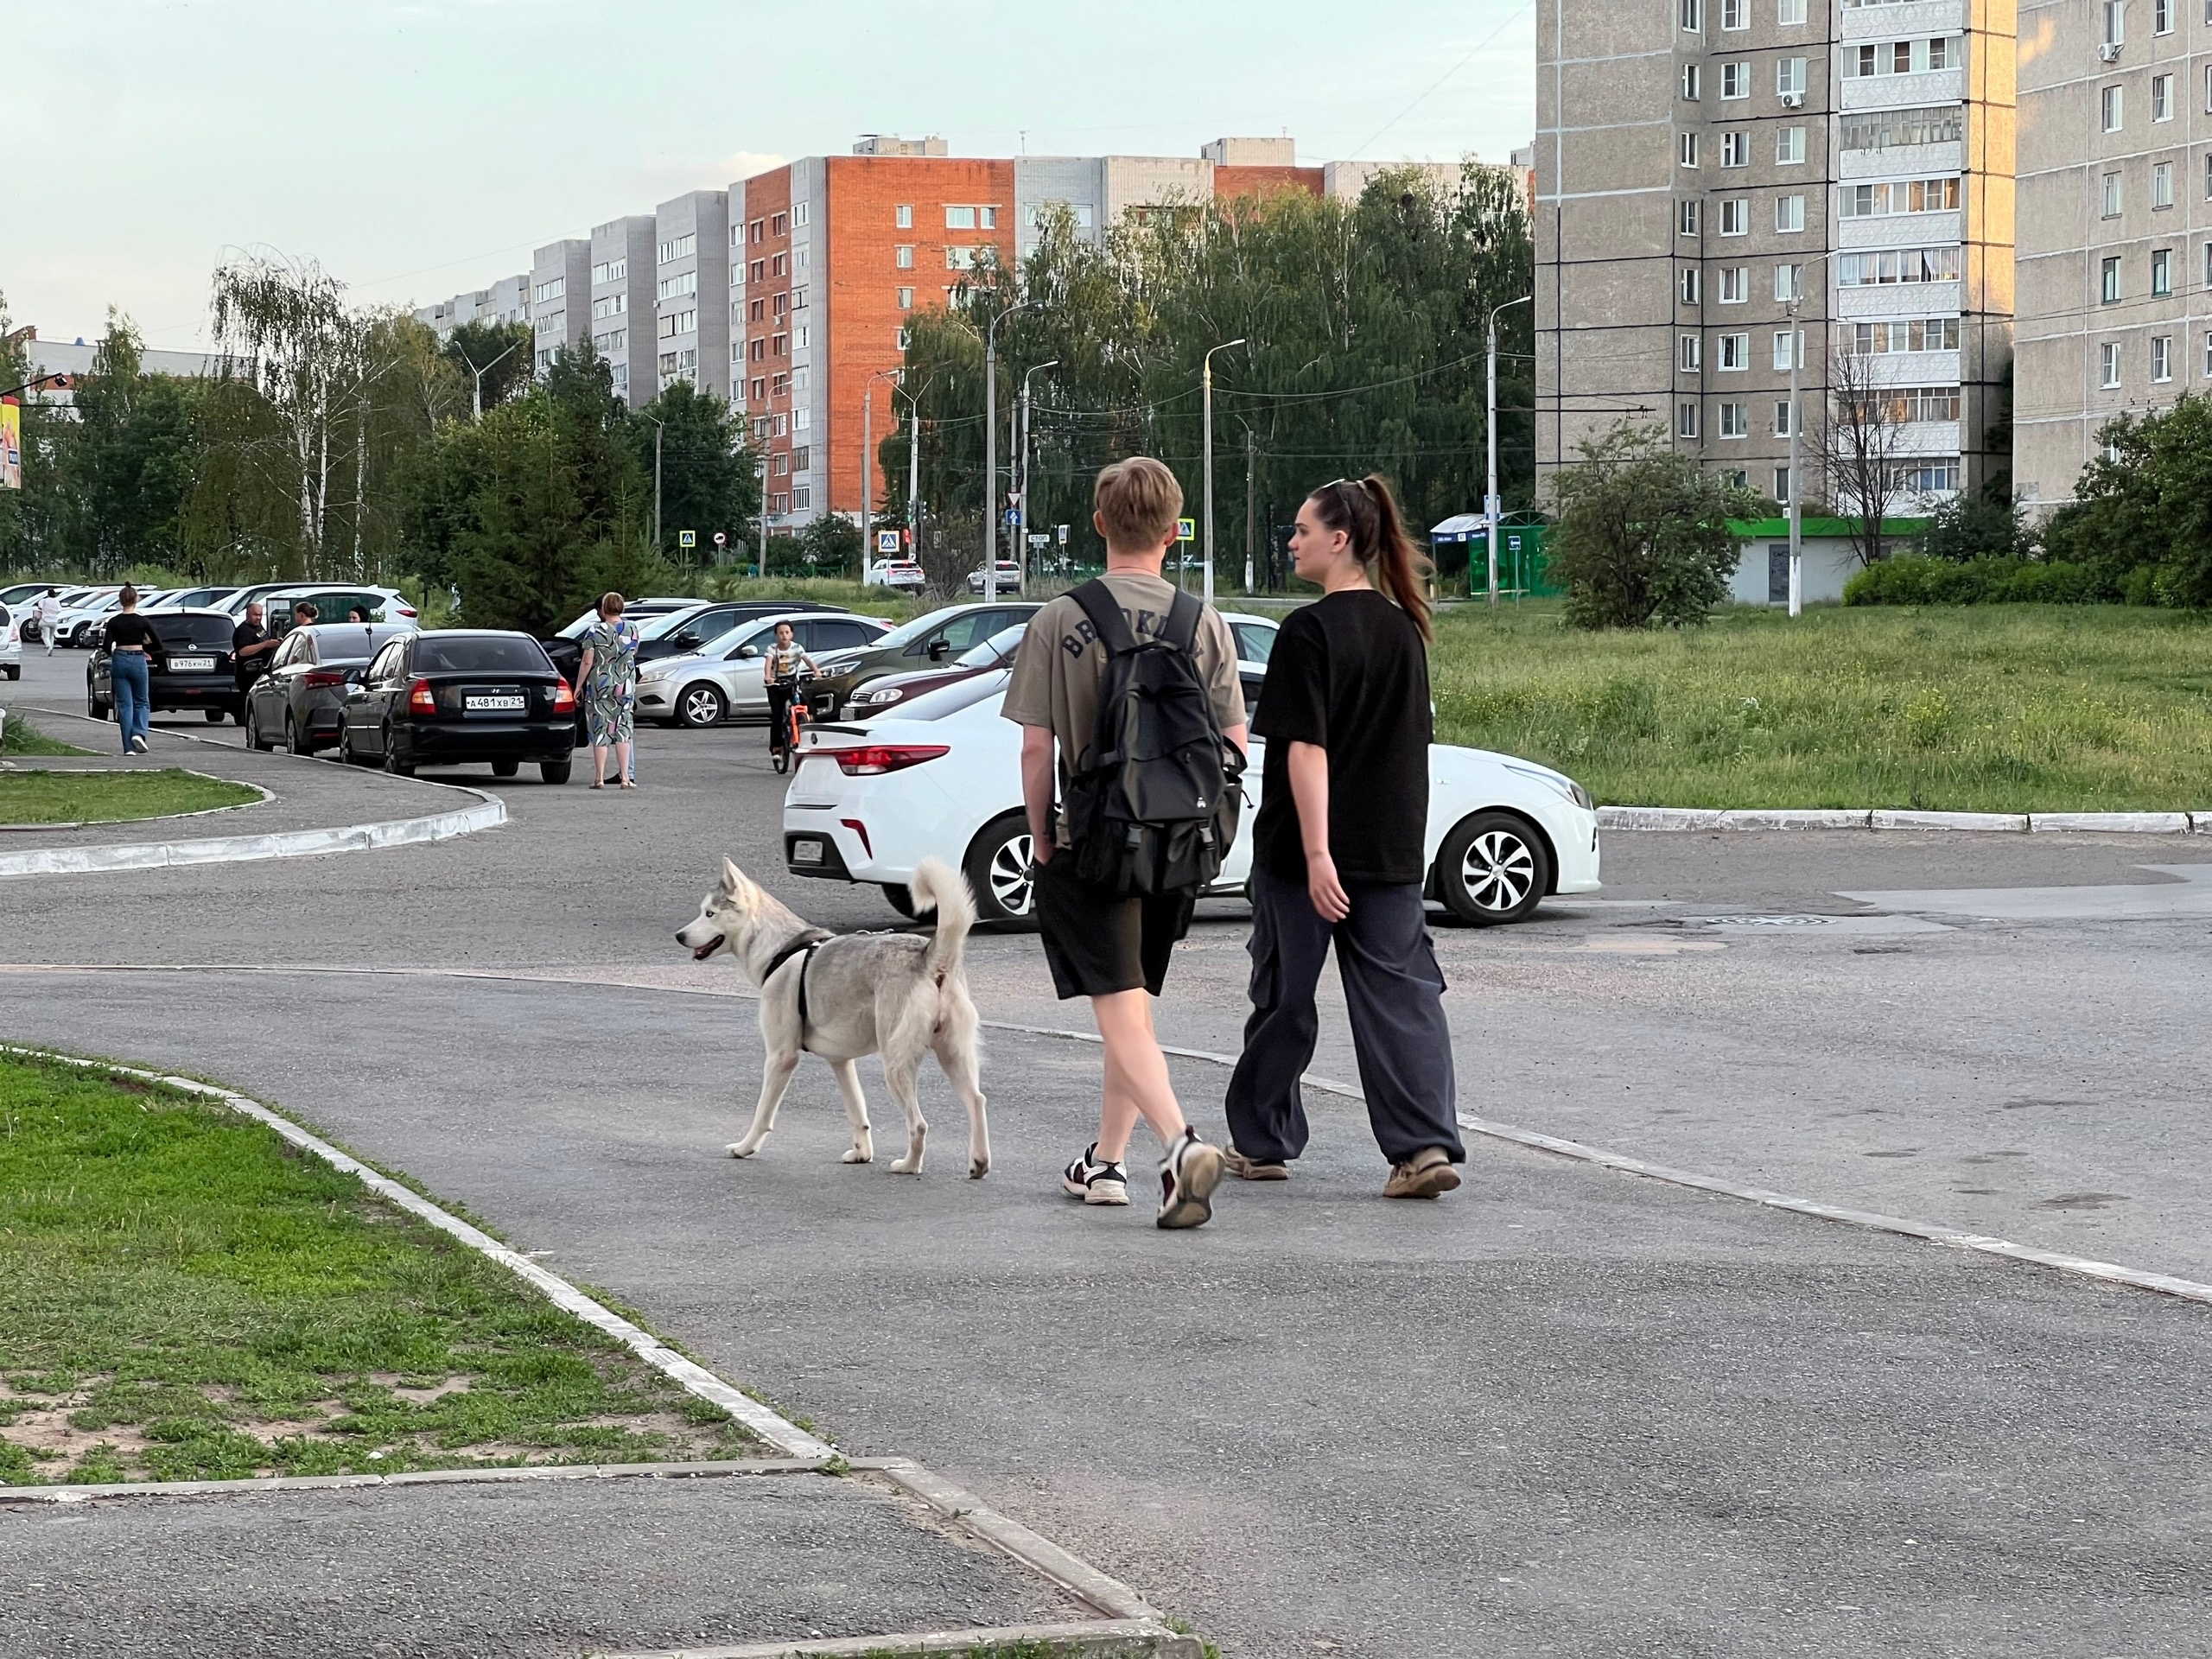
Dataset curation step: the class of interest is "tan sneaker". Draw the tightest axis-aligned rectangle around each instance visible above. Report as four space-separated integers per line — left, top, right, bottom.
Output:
1223 1145 1289 1181
1383 1147 1463 1200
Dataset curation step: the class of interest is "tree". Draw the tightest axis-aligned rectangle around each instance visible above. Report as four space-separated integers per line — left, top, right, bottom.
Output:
2041 393 2212 607
629 380 757 562
1548 422 1768 629
1811 346 1918 568
1913 485 2030 563
442 320 532 416
797 512 861 575
54 315 202 575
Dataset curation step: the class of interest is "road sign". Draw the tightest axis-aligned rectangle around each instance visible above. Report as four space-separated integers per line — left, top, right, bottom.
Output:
1002 508 1020 528
1056 524 1069 545
678 530 696 549
876 530 900 554
712 531 728 549
1176 517 1195 542
1028 533 1048 550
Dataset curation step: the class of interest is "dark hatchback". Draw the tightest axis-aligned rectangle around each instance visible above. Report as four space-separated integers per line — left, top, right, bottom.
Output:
338 630 576 783
86 610 245 724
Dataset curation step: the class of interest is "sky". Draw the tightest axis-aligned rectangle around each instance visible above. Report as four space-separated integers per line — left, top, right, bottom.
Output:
3 0 1536 350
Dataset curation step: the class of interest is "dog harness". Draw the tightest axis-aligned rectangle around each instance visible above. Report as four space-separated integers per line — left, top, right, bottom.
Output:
765 927 835 1046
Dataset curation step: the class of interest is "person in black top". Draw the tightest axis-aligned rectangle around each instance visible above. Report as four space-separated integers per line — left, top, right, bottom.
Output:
101 586 163 756
232 602 278 695
1223 475 1466 1199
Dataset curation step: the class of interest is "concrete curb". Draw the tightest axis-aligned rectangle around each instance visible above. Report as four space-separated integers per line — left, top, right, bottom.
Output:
598 1619 1204 1659
0 1458 831 1505
1597 804 2212 833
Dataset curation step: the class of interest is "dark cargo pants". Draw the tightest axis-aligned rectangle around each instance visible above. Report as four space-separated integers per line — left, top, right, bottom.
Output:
1223 864 1465 1167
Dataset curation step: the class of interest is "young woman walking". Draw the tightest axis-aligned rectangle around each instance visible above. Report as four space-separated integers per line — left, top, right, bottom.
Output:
101 585 160 756
1222 475 1466 1198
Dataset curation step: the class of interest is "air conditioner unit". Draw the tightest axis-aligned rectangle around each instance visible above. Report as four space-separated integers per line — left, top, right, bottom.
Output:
1780 92 1805 107
2099 41 2123 60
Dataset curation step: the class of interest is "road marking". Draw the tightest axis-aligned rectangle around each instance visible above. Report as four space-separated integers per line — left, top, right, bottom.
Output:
1840 863 2212 922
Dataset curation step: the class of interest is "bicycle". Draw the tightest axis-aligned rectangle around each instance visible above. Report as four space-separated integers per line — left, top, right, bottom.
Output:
770 668 815 775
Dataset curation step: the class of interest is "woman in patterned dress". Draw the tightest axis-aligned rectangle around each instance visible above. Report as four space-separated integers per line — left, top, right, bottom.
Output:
575 591 640 791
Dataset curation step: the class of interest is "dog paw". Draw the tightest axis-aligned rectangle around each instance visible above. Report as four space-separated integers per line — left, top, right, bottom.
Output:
727 1141 760 1160
842 1147 873 1164
890 1156 923 1175
969 1157 989 1179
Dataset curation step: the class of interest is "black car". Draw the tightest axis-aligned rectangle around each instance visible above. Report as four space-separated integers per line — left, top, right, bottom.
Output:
244 621 418 755
339 630 575 782
86 609 245 724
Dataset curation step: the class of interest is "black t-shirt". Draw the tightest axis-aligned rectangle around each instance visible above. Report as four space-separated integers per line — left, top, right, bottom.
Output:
232 620 269 681
102 613 162 652
1251 589 1432 886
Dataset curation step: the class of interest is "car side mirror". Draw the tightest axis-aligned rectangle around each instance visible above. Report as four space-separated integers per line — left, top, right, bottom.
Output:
736 645 760 659
927 640 951 660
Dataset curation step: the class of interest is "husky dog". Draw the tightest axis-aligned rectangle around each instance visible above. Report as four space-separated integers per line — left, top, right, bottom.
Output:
677 855 988 1178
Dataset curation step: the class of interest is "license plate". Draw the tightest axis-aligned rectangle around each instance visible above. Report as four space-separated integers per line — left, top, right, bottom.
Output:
791 840 825 865
169 657 215 672
464 694 525 712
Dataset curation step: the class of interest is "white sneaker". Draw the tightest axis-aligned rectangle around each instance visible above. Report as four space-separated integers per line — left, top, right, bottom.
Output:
128 735 149 754
1156 1128 1224 1230
1061 1143 1129 1206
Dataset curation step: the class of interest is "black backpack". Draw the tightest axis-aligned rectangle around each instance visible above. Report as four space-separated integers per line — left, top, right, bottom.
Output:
1061 580 1244 897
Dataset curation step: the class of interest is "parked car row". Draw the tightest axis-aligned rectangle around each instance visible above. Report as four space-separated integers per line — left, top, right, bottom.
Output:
0 601 19 681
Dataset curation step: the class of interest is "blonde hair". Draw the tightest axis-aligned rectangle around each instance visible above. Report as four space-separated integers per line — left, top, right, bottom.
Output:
1093 457 1183 552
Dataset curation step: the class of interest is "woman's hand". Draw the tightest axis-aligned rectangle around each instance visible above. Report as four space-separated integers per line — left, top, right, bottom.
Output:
1306 849 1351 923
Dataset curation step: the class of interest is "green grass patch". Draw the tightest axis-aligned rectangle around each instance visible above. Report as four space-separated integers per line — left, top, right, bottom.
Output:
0 1053 757 1484
1429 601 2212 811
0 714 91 758
0 768 261 826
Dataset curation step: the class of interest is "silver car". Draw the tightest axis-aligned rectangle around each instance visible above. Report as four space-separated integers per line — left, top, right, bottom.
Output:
636 611 895 728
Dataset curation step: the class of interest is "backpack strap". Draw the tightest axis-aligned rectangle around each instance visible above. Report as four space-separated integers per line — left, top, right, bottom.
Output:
1160 588 1203 652
1068 579 1138 654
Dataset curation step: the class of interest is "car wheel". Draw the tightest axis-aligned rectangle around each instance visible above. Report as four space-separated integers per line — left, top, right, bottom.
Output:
339 727 359 766
1434 810 1552 926
204 708 226 724
491 760 519 778
245 704 273 752
677 682 726 728
382 728 414 777
538 759 572 785
3 665 16 681
87 683 108 720
286 713 312 757
882 883 917 918
964 812 1039 929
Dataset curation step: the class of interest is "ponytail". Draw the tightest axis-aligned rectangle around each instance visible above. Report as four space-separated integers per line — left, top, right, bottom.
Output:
1305 474 1434 640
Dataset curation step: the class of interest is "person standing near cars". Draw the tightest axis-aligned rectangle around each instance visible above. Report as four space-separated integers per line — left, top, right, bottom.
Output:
762 620 819 760
232 602 279 700
34 588 61 657
575 591 639 790
1003 456 1247 1230
101 585 160 756
1222 475 1466 1200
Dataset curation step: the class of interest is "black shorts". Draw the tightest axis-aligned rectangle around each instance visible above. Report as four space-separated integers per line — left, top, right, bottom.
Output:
1033 855 1195 1001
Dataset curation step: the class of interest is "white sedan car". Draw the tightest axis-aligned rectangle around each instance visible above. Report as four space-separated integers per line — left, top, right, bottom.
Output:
637 610 897 728
780 672 1600 925
0 601 20 680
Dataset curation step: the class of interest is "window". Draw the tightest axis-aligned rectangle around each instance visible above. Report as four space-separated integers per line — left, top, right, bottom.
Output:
1719 266 1750 302
1681 266 1702 304
1721 130 1750 166
897 287 913 310
611 362 627 391
795 323 810 349
792 201 810 228
791 486 811 512
1773 399 1793 437
2153 74 2174 120
1927 35 1957 69
1681 334 1703 372
2157 0 2172 29
1679 200 1703 236
2204 334 2211 378
2103 172 2125 218
2152 247 2173 294
1720 198 1750 235
1680 131 1700 168
749 219 765 244
770 213 787 235
2102 256 2123 302
1718 401 1749 438
2206 153 2212 198
1837 246 1963 284
895 245 914 269
1679 400 1701 438
896 204 913 228
1777 0 1804 19
591 327 624 354
751 377 766 402
657 232 696 264
1840 177 1962 216
1887 457 1960 494
750 337 765 361
1681 0 1703 29
749 259 765 283
1777 125 1806 163
2103 0 2125 43
795 407 810 431
2205 64 2212 113
945 245 979 270
591 258 626 285
1841 317 1961 353
658 270 697 301
2154 161 2175 207
592 293 626 320
1720 61 1749 98
659 313 677 339
2103 86 2124 131
748 297 764 321
791 285 808 310
1682 64 1702 99
533 277 564 303
1777 57 1806 95
2152 335 2174 381
772 453 788 477
1773 328 1798 369
1718 332 1751 370
2101 341 2123 387
1774 263 1800 301
1723 0 1746 22
945 205 975 230
1840 105 1962 150
658 351 677 374
1775 194 1806 232
1773 465 1792 503
772 252 788 276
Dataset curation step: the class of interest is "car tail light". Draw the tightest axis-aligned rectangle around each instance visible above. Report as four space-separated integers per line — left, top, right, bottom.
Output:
394 605 419 618
834 744 949 776
552 677 576 714
408 678 438 715
303 671 346 688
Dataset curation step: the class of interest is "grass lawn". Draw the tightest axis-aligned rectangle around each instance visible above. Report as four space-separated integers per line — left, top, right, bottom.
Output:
0 714 90 758
1427 601 2212 810
0 1053 755 1484
0 768 261 826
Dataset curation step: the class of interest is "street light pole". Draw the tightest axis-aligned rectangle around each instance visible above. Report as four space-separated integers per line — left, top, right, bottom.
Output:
984 299 1039 604
1019 359 1058 593
641 415 664 555
1783 249 1836 620
1486 296 1532 610
1202 339 1247 607
863 368 899 575
457 339 521 421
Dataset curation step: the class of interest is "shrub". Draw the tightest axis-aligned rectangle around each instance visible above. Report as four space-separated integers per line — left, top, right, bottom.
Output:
1844 556 2113 607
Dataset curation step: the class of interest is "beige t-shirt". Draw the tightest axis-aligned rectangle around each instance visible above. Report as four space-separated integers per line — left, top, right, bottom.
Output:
1002 571 1247 844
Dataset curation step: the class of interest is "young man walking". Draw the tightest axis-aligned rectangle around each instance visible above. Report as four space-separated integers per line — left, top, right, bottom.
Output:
1003 456 1247 1228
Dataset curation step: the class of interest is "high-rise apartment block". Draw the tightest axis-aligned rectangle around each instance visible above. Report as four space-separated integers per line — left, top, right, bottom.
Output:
1538 0 2016 562
414 274 530 340
2013 0 2204 512
588 217 656 408
529 240 592 375
655 190 730 404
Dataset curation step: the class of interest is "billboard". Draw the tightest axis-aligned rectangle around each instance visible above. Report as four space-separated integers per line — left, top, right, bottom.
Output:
0 399 19 491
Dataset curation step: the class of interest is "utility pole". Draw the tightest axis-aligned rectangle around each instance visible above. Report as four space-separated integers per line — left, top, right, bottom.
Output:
864 368 900 574
1201 339 1246 607
1784 250 1835 620
983 298 1039 604
1243 428 1255 594
1486 296 1531 609
638 412 665 553
458 338 521 421
1018 359 1057 594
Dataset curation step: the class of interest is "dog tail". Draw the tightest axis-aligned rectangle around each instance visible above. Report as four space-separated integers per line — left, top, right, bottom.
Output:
911 855 976 984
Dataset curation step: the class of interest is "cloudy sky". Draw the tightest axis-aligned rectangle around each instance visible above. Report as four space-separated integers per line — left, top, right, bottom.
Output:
5 0 1535 349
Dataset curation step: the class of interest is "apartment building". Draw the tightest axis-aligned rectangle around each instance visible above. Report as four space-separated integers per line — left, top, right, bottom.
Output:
2014 0 2206 513
654 190 731 402
414 274 530 341
529 239 592 374
1537 0 2015 592
588 217 656 408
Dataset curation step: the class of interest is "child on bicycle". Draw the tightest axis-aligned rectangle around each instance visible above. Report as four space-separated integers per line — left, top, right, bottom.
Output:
762 621 819 756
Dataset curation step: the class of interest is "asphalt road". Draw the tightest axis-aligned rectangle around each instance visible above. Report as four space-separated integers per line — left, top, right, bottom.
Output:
4 645 2210 1658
